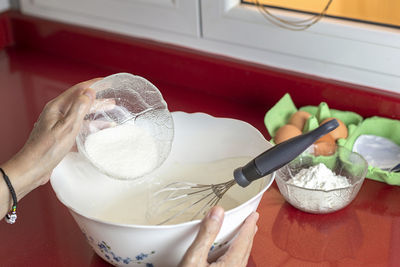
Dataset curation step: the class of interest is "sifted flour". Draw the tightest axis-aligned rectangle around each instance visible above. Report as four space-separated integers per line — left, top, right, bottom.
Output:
84 123 158 179
285 163 352 213
288 163 350 190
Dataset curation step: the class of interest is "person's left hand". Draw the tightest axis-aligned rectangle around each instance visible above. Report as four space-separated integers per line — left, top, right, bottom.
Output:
179 206 259 267
3 78 99 198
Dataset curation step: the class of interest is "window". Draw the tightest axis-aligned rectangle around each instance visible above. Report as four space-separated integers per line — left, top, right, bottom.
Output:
242 0 400 28
201 0 400 92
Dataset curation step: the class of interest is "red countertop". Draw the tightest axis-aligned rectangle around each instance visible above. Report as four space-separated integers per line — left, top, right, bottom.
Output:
0 11 399 267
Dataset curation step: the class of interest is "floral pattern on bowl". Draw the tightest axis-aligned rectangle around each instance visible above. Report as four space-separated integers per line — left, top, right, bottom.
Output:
83 231 155 266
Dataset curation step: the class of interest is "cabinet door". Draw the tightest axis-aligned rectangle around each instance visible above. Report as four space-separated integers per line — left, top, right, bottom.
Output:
0 0 9 12
20 0 200 40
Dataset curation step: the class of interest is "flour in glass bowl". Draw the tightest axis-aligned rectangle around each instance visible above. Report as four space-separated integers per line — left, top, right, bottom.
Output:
285 163 352 213
288 163 350 190
84 123 159 180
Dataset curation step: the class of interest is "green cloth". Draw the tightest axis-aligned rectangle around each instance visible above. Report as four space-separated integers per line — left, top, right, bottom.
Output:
299 105 363 126
264 93 400 186
341 116 400 185
303 115 319 133
264 93 297 138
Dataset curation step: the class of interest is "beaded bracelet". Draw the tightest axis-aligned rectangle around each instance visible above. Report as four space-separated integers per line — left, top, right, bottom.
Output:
0 168 17 224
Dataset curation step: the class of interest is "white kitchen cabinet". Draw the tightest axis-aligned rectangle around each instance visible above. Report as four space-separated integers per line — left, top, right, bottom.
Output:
19 0 400 92
0 0 9 12
20 0 200 39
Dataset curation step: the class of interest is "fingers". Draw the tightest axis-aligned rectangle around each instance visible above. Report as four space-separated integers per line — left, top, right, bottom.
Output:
70 143 78 153
56 88 95 135
48 78 102 115
216 212 259 266
89 98 116 114
13 79 100 190
179 206 225 267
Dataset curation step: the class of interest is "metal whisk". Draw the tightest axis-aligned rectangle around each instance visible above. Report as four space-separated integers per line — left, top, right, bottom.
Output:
148 119 339 225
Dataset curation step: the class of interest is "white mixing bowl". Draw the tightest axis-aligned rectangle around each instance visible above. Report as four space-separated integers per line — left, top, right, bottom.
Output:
51 112 275 266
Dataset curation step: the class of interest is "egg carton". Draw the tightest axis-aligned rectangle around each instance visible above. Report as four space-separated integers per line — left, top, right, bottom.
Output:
264 93 400 186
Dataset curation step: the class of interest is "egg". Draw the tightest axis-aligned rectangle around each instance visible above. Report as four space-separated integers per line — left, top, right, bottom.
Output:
320 118 348 140
315 132 335 144
289 111 312 131
274 124 302 144
314 133 336 156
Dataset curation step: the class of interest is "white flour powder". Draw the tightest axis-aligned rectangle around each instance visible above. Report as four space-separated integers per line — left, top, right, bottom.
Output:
84 124 158 179
288 163 350 190
285 163 352 213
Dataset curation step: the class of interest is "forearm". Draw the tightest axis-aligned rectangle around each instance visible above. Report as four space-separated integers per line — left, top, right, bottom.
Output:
0 152 43 219
0 80 96 221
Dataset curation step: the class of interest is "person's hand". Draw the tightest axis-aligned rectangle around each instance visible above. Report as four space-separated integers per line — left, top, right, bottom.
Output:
1 78 99 201
180 206 259 267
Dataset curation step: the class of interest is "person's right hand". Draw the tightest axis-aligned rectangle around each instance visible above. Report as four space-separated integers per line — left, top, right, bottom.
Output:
179 206 259 267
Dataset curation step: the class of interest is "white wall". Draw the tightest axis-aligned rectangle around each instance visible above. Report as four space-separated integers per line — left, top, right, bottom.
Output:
0 0 9 12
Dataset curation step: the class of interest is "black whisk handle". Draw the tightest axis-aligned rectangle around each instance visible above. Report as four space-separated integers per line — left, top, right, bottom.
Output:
233 119 339 187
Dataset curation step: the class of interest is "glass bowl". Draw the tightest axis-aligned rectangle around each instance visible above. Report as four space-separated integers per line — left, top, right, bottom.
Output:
76 73 174 180
275 144 368 214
